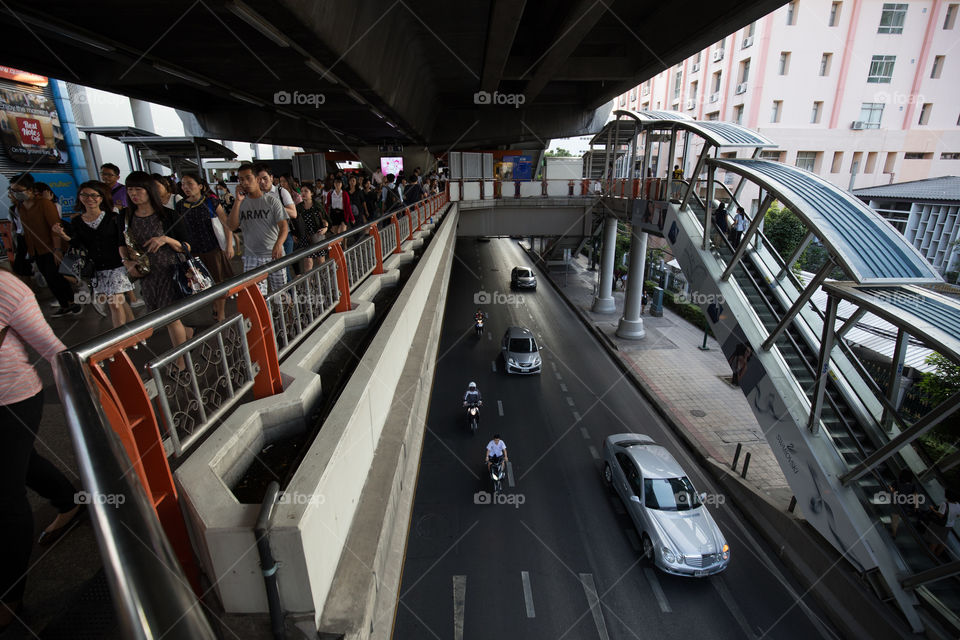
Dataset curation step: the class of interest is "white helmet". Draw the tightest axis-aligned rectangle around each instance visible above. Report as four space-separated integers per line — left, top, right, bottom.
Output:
468 381 477 389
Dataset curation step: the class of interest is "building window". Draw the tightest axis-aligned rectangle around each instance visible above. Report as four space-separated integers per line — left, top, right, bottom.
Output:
694 51 702 63
630 87 637 102
739 59 751 83
931 55 945 78
674 71 682 99
619 94 626 106
811 101 823 123
747 21 756 37
779 52 791 75
690 80 698 99
946 4 958 29
831 151 843 173
865 152 878 173
787 1 798 25
829 2 842 26
859 102 885 128
884 152 897 172
919 103 932 125
796 151 817 171
771 100 783 123
734 104 744 124
851 151 863 173
941 152 960 159
904 152 933 159
760 150 785 162
706 111 720 121
820 53 833 76
867 55 896 83
712 71 722 93
878 3 908 33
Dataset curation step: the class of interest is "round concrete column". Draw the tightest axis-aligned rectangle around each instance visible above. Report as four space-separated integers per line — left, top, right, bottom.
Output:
592 216 618 313
617 227 648 339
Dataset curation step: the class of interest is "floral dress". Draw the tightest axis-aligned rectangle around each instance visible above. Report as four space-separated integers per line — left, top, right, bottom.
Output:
126 212 182 311
297 202 329 258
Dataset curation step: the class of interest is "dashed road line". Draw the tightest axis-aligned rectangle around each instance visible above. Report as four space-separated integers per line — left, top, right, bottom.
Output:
566 397 575 407
550 361 557 371
560 383 568 392
453 575 466 640
491 361 497 372
580 427 591 440
579 573 610 640
506 461 515 487
554 371 562 380
521 571 536 618
644 568 672 613
588 445 601 460
573 411 582 422
497 400 504 416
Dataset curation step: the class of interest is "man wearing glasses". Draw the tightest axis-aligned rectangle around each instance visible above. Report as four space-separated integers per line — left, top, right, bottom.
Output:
99 163 127 209
8 173 79 317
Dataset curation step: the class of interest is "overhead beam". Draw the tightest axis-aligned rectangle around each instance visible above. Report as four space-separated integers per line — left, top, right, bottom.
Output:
761 260 834 352
807 295 839 433
480 0 528 93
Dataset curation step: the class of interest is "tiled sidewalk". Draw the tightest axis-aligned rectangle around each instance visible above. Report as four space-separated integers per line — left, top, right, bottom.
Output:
547 255 793 506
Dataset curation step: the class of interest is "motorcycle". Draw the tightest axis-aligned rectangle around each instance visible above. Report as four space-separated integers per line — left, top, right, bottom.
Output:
466 402 481 433
475 317 484 336
490 456 505 495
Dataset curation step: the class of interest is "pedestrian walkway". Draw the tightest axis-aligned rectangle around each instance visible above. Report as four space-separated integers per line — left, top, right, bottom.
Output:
545 253 793 506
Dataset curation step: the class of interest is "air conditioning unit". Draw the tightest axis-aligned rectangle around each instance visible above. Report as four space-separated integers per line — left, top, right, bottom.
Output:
712 49 724 62
691 62 701 73
742 36 754 48
850 121 866 130
735 82 748 94
709 92 720 103
685 99 696 110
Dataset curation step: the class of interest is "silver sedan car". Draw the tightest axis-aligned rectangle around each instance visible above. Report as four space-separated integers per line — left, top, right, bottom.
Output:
500 326 542 374
602 433 729 576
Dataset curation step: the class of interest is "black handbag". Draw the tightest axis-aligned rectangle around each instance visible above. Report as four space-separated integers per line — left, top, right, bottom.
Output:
58 250 95 279
173 250 214 296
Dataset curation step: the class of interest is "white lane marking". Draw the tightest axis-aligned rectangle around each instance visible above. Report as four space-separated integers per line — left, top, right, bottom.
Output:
625 529 641 552
507 461 515 487
566 397 575 407
573 411 582 422
560 383 568 392
579 573 611 640
521 571 536 618
713 576 758 639
487 332 492 341
644 568 672 613
554 371 563 380
454 575 466 640
550 361 557 371
497 400 504 416
491 361 497 372
580 427 591 440
589 446 601 460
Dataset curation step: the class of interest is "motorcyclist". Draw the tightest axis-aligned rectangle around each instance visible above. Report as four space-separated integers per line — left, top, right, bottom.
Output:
474 308 487 323
463 381 482 407
485 434 508 471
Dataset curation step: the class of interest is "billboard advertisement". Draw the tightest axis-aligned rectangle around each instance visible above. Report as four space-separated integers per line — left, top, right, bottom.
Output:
0 87 67 166
380 156 403 177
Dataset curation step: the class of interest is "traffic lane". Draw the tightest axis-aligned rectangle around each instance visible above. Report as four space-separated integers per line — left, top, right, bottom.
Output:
491 238 834 638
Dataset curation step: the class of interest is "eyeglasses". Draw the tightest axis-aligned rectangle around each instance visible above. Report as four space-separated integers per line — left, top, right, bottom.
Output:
79 192 103 199
99 172 118 178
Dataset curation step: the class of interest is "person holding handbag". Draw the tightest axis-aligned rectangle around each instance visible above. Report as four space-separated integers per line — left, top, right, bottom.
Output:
52 181 134 329
0 262 83 632
177 173 234 322
296 184 329 272
119 171 193 351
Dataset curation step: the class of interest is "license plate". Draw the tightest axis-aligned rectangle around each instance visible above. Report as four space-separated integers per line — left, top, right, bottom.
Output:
694 570 706 577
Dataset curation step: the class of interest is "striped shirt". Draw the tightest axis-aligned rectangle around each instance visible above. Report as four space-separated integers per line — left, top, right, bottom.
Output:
0 271 66 406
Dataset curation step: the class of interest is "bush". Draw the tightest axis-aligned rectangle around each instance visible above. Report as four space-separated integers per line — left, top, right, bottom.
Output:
644 280 712 335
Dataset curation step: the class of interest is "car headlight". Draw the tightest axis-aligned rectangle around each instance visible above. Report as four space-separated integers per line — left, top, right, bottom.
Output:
533 356 541 365
661 547 676 564
508 358 517 366
721 543 730 561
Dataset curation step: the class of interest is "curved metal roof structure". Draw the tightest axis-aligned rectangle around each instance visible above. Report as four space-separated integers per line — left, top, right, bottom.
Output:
710 158 942 284
822 283 960 365
590 110 694 145
590 111 777 149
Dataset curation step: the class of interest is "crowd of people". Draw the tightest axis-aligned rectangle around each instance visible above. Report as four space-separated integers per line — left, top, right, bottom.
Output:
4 162 446 349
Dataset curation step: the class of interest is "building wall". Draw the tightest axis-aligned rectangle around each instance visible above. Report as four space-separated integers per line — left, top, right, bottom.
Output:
616 0 960 191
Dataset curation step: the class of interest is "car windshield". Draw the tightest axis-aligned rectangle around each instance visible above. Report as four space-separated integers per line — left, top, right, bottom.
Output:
516 269 531 277
643 477 701 511
508 338 537 353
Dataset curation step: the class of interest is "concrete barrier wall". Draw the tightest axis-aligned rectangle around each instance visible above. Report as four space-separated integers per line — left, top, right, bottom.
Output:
455 202 590 237
176 213 450 615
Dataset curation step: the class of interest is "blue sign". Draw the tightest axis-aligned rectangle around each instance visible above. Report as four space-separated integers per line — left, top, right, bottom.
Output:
31 172 77 214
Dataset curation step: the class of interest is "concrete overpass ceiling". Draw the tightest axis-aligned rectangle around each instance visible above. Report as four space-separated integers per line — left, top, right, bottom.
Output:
0 0 784 151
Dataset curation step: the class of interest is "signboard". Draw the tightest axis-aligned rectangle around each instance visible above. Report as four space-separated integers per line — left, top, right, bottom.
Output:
380 156 403 176
0 66 48 86
31 172 77 214
0 88 66 165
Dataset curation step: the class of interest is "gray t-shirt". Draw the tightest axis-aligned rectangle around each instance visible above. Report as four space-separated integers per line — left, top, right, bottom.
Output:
264 185 294 217
238 195 285 256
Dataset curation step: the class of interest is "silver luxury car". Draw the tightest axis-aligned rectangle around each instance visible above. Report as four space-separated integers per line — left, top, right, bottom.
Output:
602 433 729 576
500 326 542 374
510 266 537 290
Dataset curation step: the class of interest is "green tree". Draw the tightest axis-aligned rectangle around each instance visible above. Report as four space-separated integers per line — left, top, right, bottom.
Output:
917 353 960 405
545 148 574 157
763 201 805 260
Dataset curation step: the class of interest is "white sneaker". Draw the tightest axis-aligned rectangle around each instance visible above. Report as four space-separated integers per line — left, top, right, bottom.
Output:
130 298 146 308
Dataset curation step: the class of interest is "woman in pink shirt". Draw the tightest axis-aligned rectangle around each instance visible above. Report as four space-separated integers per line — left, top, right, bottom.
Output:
0 264 82 630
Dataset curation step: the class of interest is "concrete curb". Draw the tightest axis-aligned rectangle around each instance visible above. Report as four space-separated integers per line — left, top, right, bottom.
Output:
524 247 913 640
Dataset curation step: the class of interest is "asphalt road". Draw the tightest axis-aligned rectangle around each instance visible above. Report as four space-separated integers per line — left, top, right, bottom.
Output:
392 238 838 640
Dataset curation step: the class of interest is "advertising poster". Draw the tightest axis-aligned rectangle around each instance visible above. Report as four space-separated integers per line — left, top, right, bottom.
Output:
380 156 403 177
0 88 67 165
647 199 881 573
31 172 77 214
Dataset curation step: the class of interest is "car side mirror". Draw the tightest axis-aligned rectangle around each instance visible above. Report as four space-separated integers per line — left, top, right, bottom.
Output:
699 492 707 502
629 495 641 504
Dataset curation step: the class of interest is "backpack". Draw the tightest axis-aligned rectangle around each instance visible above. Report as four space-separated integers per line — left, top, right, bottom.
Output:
384 184 402 212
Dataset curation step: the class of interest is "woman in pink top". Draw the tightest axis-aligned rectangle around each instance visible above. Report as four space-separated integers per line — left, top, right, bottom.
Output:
0 264 82 630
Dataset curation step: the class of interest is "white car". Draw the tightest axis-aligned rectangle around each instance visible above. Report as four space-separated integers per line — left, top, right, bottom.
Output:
602 433 729 576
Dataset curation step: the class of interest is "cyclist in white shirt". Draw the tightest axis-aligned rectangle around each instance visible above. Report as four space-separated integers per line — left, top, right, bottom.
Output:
485 434 508 471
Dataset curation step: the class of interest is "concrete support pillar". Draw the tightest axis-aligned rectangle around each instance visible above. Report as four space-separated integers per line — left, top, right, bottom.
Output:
129 98 159 173
617 218 647 339
592 216 618 313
